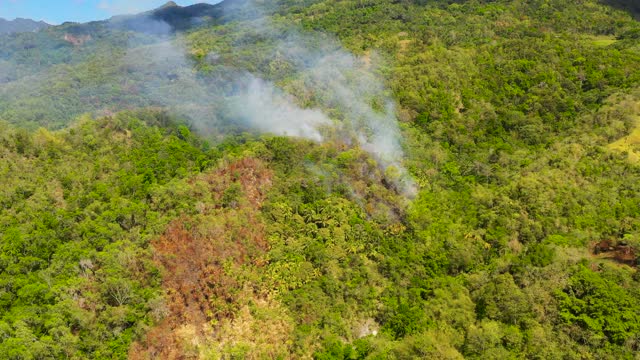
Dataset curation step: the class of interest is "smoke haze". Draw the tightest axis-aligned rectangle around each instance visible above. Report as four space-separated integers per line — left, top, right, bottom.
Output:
84 2 417 196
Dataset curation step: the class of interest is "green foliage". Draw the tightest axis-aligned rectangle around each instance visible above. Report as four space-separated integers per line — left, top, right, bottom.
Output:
0 112 214 358
2 0 640 358
557 265 640 345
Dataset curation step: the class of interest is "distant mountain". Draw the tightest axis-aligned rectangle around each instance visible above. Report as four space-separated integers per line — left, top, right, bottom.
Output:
111 0 244 34
0 17 50 35
0 0 247 129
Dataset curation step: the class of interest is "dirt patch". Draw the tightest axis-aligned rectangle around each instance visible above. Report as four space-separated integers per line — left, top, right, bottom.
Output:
591 239 639 267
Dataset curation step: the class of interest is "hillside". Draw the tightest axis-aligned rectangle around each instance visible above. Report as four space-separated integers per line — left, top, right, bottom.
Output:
1 0 640 359
0 18 49 35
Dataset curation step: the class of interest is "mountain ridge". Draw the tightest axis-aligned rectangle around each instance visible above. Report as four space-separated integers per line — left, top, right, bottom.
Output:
0 17 50 34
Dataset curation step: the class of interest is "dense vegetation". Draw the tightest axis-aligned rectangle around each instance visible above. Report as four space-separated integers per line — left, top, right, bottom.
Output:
1 0 640 358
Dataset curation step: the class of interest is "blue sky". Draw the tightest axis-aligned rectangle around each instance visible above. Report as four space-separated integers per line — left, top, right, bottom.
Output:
0 0 218 24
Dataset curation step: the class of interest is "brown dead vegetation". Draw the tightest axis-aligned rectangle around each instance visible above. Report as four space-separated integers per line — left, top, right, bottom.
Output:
130 158 274 359
64 33 92 46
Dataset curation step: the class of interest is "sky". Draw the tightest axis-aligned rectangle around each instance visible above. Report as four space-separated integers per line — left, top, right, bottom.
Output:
0 0 218 24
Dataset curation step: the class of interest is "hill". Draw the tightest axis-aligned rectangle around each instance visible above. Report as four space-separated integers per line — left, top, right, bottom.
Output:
0 17 50 35
1 0 640 359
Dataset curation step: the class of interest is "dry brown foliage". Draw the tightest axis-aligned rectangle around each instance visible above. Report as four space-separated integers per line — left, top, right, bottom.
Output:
130 158 275 359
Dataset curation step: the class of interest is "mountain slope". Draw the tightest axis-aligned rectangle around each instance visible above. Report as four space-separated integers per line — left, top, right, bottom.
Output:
0 0 249 129
1 0 640 359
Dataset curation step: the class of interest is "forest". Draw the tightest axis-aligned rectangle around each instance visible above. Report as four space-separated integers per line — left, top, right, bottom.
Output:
1 0 640 358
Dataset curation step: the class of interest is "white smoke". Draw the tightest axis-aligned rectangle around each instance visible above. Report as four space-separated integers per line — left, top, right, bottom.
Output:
121 34 331 143
248 25 416 196
234 76 329 142
118 3 416 196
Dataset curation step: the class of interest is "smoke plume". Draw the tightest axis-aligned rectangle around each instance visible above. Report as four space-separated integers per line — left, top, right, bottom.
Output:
119 3 416 196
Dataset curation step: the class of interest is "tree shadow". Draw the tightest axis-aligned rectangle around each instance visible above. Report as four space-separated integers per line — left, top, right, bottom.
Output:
600 0 640 21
